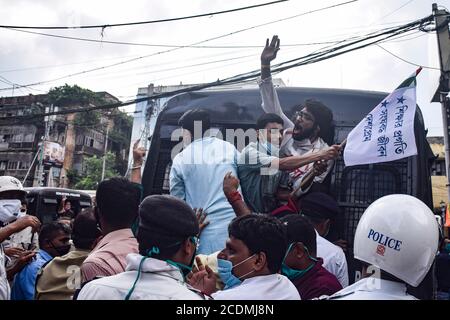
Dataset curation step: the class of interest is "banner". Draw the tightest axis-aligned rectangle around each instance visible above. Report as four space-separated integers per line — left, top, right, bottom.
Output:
43 141 65 167
344 68 421 166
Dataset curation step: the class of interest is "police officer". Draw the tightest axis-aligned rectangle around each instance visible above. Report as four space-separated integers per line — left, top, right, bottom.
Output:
327 194 439 300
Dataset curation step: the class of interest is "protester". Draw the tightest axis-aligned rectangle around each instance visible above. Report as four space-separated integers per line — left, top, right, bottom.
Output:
238 113 332 213
188 214 300 300
327 194 439 300
280 214 342 299
77 195 207 300
0 176 41 300
35 210 101 300
297 192 349 288
11 222 71 300
259 35 340 197
80 177 141 283
170 108 239 255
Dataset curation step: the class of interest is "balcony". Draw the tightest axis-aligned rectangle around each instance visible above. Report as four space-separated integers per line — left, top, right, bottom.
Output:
0 142 35 150
75 144 103 157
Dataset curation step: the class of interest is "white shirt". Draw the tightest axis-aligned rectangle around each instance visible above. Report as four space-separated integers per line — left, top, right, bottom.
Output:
211 274 300 300
77 254 204 300
316 231 349 288
0 245 10 300
326 277 417 300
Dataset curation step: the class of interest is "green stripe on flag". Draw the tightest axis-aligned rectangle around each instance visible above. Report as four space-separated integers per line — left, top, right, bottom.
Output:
396 67 422 89
396 76 417 89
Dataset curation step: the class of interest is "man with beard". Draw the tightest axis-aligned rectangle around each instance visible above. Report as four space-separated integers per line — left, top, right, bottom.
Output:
259 35 341 198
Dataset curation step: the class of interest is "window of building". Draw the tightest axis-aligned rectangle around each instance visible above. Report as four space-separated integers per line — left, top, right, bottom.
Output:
0 161 7 170
18 161 29 170
7 161 18 170
24 133 35 142
431 159 446 176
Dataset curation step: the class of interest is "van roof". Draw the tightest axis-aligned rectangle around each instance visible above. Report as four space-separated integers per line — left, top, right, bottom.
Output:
157 87 408 127
24 187 91 199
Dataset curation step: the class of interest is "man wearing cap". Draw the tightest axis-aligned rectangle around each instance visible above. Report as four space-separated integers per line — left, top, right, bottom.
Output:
0 176 41 300
297 192 349 288
77 195 206 300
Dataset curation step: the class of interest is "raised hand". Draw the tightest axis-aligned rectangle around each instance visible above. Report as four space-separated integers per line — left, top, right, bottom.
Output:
261 35 280 64
223 172 240 197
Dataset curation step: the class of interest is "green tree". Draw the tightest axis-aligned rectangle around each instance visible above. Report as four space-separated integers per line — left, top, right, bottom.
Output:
74 152 119 190
48 84 106 107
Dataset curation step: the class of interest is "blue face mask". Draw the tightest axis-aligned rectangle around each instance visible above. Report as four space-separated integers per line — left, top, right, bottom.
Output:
217 254 256 289
281 243 317 280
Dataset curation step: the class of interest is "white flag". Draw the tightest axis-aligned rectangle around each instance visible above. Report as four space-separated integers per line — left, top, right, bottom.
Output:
344 68 421 167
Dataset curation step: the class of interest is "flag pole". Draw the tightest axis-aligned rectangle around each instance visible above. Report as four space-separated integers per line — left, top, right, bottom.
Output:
295 139 348 193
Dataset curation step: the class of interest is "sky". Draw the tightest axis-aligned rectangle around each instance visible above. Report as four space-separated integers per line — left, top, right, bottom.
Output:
0 0 448 136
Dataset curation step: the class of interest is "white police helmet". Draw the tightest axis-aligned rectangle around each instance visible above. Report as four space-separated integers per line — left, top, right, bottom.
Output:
0 176 26 196
354 194 439 287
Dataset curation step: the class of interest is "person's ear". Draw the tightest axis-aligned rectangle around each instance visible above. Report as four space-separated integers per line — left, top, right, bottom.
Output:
314 125 320 136
182 238 194 256
294 242 306 259
253 252 267 272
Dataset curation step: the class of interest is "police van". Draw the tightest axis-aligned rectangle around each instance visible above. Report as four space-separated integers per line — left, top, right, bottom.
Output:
141 87 435 299
24 187 92 224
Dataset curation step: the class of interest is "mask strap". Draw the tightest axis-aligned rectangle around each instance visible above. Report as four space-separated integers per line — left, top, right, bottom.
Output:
125 246 159 300
233 253 256 269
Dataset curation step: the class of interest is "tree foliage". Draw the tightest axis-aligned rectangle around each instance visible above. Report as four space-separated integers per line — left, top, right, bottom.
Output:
48 84 107 107
74 152 119 190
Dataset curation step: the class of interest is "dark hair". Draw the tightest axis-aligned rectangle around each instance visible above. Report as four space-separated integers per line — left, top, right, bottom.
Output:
72 209 101 250
137 195 199 259
39 222 71 247
96 177 141 229
228 215 287 273
178 108 211 137
280 214 317 256
294 99 334 144
256 113 284 130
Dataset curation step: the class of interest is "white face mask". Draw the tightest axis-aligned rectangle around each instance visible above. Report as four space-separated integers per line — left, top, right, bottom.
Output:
0 199 22 223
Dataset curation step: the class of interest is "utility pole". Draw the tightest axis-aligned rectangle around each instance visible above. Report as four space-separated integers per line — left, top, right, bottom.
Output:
432 3 450 204
101 120 110 181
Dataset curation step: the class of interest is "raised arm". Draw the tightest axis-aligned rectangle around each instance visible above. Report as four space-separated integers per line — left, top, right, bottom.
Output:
259 35 294 129
130 139 146 184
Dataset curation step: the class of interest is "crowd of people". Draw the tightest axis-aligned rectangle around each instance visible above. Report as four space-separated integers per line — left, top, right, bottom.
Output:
0 36 445 300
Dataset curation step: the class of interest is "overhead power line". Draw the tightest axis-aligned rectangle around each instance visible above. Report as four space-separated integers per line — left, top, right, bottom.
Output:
0 14 434 123
2 27 340 49
0 0 288 30
0 0 359 92
376 44 440 70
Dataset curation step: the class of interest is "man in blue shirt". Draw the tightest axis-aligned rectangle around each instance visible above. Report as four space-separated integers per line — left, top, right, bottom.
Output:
170 109 239 255
11 222 71 300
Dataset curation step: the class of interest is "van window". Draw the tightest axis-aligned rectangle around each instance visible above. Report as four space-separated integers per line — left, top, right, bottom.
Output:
43 198 58 204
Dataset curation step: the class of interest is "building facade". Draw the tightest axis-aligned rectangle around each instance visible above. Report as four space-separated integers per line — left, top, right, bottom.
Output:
0 92 131 188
